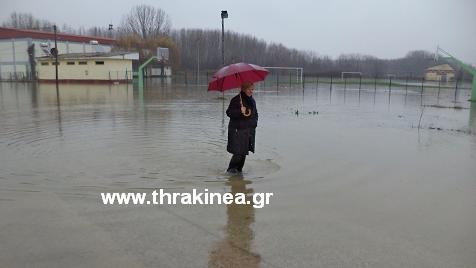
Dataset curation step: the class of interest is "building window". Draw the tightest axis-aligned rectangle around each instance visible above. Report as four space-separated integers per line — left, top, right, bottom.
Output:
67 61 75 65
52 62 60 65
95 61 105 65
78 61 87 65
41 62 49 66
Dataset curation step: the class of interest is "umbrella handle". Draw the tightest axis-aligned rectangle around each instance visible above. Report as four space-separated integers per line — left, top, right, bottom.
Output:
239 93 252 117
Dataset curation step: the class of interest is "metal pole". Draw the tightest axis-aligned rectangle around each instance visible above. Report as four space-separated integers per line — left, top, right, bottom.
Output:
405 76 408 96
221 18 225 66
437 79 441 102
197 45 200 85
389 77 392 93
358 75 362 100
421 77 424 93
11 39 17 80
316 75 319 99
454 77 459 102
54 25 58 89
138 56 158 90
472 77 476 102
221 14 225 99
300 68 303 84
388 77 392 105
421 77 424 106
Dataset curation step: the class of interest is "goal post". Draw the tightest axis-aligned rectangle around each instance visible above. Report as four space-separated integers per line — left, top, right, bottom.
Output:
341 71 362 80
263 66 304 84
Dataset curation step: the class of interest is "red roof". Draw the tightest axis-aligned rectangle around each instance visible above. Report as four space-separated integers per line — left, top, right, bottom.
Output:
0 27 115 45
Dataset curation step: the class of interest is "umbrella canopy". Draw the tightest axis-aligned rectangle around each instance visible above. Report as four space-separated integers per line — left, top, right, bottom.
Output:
208 62 269 92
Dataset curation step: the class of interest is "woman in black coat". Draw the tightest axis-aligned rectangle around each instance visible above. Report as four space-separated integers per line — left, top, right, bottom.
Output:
226 81 258 173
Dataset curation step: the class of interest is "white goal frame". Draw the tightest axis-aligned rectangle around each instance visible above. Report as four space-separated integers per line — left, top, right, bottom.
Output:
263 66 304 84
341 72 362 80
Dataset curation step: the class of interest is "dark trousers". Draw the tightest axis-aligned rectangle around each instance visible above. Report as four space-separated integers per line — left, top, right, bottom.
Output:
227 154 246 172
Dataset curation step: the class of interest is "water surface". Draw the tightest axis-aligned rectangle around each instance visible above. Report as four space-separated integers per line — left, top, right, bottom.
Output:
0 81 475 267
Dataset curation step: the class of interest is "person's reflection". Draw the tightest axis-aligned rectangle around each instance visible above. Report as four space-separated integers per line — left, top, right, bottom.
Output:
208 176 261 268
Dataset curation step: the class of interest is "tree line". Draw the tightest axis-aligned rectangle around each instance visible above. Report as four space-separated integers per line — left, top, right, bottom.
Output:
2 7 471 79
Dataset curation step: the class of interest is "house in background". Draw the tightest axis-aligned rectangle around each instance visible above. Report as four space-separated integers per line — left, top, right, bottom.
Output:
36 52 139 83
424 64 455 82
0 27 114 80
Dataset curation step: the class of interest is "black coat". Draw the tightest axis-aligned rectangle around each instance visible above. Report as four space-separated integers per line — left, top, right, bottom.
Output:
226 91 258 155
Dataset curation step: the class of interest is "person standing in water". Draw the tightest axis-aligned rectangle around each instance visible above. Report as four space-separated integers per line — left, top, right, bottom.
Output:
226 81 258 173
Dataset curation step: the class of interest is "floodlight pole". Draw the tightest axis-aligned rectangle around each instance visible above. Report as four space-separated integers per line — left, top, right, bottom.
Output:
196 37 200 85
221 11 227 67
53 25 58 90
221 10 228 99
221 19 224 66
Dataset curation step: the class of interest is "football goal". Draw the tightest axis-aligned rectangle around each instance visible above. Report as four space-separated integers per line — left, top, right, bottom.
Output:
264 66 304 84
341 72 362 80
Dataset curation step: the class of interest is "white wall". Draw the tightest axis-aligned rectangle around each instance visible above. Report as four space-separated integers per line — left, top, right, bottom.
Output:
37 58 132 81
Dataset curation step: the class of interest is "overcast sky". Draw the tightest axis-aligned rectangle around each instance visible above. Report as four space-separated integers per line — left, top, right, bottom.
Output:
2 0 476 65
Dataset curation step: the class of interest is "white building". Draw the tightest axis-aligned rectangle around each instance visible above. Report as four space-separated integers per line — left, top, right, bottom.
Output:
36 52 139 83
0 27 114 80
424 64 456 82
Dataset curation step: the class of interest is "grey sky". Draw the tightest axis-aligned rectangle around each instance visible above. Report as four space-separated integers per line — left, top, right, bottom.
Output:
2 0 476 65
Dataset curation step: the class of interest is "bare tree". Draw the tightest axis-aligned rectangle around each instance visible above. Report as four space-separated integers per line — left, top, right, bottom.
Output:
2 12 54 31
120 5 171 39
2 11 441 76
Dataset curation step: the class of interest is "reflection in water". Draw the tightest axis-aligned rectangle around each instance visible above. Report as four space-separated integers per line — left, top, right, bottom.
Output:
221 99 226 138
55 84 63 136
208 176 260 268
470 101 476 134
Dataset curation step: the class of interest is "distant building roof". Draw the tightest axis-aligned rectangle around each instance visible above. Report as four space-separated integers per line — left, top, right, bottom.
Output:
0 27 115 45
425 64 455 72
36 52 139 60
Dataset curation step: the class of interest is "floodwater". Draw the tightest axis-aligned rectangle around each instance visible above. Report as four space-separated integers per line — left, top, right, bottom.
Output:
0 80 475 267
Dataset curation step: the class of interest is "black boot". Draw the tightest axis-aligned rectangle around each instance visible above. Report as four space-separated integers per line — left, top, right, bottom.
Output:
237 155 246 172
227 154 245 173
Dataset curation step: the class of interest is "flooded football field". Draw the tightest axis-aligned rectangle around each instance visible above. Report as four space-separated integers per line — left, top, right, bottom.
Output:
0 80 475 267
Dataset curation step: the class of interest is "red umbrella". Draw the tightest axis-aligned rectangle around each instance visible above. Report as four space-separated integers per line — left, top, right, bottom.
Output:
208 62 269 92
